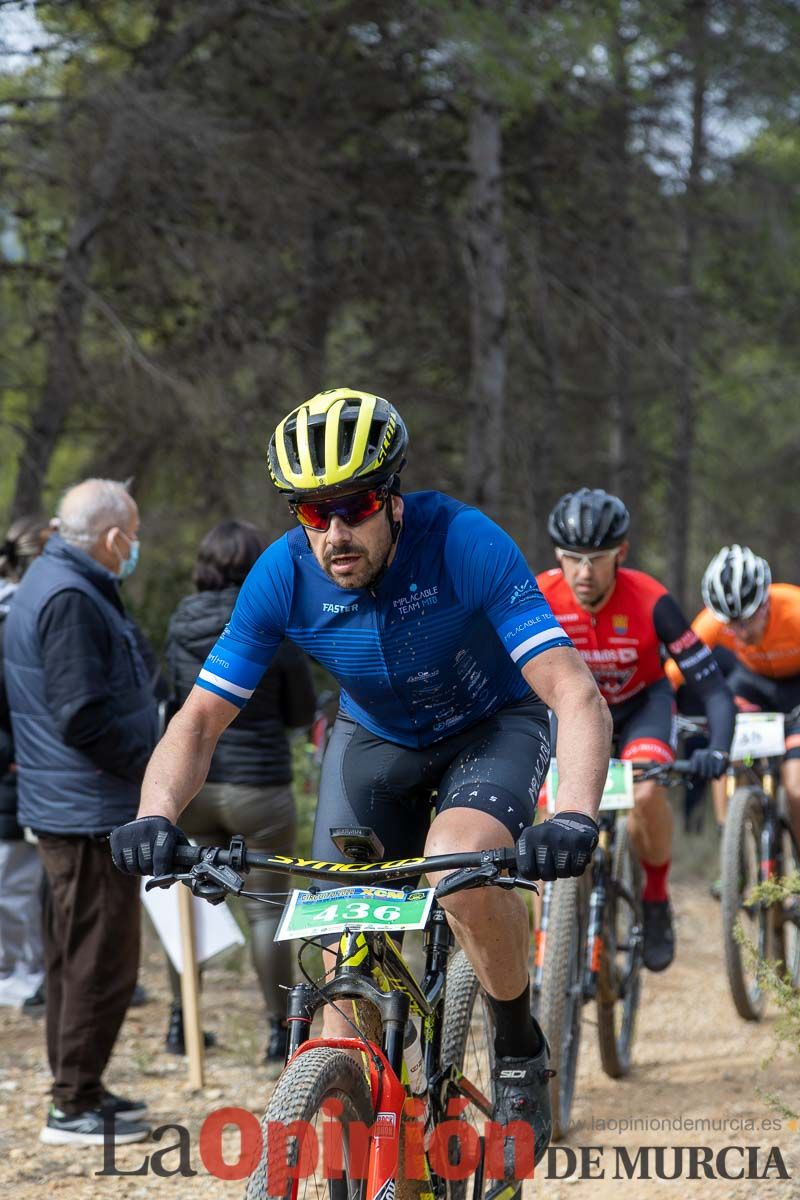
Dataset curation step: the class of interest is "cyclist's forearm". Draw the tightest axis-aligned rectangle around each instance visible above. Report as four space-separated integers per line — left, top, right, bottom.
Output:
551 685 611 820
703 684 737 754
137 707 218 823
521 648 611 821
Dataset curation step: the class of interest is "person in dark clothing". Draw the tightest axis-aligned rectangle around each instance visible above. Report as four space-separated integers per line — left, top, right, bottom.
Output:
0 516 50 1009
4 479 157 1146
163 520 316 1064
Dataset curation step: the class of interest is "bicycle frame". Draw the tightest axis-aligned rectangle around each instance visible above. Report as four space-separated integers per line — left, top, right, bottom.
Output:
280 904 495 1200
533 812 640 1009
726 758 800 909
158 839 533 1200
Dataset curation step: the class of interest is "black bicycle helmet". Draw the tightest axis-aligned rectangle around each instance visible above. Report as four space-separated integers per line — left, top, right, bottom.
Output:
701 544 771 622
547 488 630 550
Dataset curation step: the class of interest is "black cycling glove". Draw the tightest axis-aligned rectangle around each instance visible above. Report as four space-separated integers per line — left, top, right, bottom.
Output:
110 815 189 877
515 811 599 882
688 747 729 781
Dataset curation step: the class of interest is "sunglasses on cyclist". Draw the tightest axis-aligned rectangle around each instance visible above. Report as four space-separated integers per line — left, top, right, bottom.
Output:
290 486 389 532
559 547 622 569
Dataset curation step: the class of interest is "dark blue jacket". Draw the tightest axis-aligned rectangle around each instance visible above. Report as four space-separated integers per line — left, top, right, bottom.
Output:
166 587 316 786
4 536 158 835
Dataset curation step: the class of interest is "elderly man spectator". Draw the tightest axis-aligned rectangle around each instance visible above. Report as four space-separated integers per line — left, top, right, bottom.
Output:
4 479 157 1145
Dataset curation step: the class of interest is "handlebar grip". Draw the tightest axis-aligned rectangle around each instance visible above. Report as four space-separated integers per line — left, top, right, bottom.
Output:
173 843 205 868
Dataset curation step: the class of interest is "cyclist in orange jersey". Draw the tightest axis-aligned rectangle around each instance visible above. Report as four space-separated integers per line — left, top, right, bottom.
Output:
539 490 736 972
665 545 800 845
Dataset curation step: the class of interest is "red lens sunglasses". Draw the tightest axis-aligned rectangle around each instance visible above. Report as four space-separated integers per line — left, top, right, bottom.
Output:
290 485 389 532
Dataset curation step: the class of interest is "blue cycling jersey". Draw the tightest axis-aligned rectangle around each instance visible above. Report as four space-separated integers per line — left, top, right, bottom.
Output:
197 491 572 748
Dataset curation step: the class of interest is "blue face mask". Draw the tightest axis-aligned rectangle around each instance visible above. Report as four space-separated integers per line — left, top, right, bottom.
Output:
117 533 140 580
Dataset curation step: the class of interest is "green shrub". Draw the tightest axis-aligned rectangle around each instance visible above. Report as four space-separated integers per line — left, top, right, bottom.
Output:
738 871 800 1119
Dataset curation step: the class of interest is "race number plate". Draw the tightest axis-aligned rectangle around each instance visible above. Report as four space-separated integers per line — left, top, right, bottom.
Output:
275 885 436 941
543 758 634 814
729 711 785 762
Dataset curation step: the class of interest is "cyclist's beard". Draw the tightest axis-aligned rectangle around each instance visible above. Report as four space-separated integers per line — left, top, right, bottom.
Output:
321 531 391 590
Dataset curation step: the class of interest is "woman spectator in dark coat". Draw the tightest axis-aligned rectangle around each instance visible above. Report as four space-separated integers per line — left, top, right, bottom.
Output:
164 520 316 1063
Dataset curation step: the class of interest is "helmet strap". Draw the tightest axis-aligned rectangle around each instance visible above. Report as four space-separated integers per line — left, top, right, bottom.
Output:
388 499 402 546
367 504 402 591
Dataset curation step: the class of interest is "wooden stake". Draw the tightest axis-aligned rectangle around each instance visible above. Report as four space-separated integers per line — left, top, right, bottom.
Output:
177 883 205 1089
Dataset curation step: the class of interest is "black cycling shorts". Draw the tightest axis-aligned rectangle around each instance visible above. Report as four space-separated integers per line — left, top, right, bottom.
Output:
723 662 800 760
311 697 551 866
610 678 676 765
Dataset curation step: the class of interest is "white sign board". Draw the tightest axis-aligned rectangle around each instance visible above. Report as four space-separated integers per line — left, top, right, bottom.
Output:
729 711 785 763
141 879 245 974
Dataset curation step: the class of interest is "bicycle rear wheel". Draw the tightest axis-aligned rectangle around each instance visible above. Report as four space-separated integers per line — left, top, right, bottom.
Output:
537 874 590 1140
778 790 800 987
244 1046 373 1200
597 817 643 1078
440 949 496 1200
721 785 770 1021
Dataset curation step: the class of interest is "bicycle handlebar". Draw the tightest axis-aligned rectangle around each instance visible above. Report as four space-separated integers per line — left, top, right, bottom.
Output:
631 759 693 783
172 841 517 881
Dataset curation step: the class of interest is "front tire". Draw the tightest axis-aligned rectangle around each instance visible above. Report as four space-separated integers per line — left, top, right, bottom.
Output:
721 786 769 1021
243 1047 373 1200
597 817 643 1078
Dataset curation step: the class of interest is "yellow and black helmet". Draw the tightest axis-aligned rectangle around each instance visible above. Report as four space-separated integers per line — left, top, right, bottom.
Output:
267 388 408 499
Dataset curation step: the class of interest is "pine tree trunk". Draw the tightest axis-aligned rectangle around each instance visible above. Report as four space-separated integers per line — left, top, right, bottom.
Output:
667 0 708 605
10 1 252 518
463 97 507 521
607 19 640 504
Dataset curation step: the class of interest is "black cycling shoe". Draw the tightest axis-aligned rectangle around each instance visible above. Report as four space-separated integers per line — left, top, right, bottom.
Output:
165 1001 217 1055
264 1017 288 1065
492 1045 554 1174
642 899 675 972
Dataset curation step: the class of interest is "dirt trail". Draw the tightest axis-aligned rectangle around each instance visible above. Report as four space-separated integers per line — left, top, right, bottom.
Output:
1 879 797 1199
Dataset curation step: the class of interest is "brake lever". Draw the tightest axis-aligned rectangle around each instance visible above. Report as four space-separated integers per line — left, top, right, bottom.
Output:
144 861 245 905
494 875 539 895
434 864 540 899
145 872 184 891
434 863 500 899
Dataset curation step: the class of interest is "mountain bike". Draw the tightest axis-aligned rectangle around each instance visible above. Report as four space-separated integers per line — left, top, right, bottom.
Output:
715 710 800 1020
675 708 800 1020
533 760 690 1140
149 828 542 1200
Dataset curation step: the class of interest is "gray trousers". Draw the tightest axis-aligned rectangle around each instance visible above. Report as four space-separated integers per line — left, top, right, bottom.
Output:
0 839 44 1002
168 781 296 1021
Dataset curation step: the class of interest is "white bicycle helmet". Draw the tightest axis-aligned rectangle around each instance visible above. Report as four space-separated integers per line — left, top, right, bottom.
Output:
701 544 771 622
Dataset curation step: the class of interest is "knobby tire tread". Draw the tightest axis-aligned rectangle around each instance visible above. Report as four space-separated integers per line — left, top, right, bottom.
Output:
597 818 642 1078
721 786 766 1021
244 1046 373 1200
537 875 586 1140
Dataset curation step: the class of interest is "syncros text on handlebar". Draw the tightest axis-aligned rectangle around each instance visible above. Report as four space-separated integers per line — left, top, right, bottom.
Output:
171 842 518 883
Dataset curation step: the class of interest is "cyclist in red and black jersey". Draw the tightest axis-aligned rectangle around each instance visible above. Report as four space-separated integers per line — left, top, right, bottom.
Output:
537 489 736 971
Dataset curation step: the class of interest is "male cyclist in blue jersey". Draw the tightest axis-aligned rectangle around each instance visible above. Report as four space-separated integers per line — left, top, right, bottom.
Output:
111 389 612 1167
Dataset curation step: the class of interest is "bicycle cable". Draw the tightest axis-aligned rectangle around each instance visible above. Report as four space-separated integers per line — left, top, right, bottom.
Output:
221 878 387 1073
296 937 386 1076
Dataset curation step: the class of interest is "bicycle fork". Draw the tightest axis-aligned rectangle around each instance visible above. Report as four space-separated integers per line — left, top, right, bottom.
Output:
583 839 607 1002
759 772 778 883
